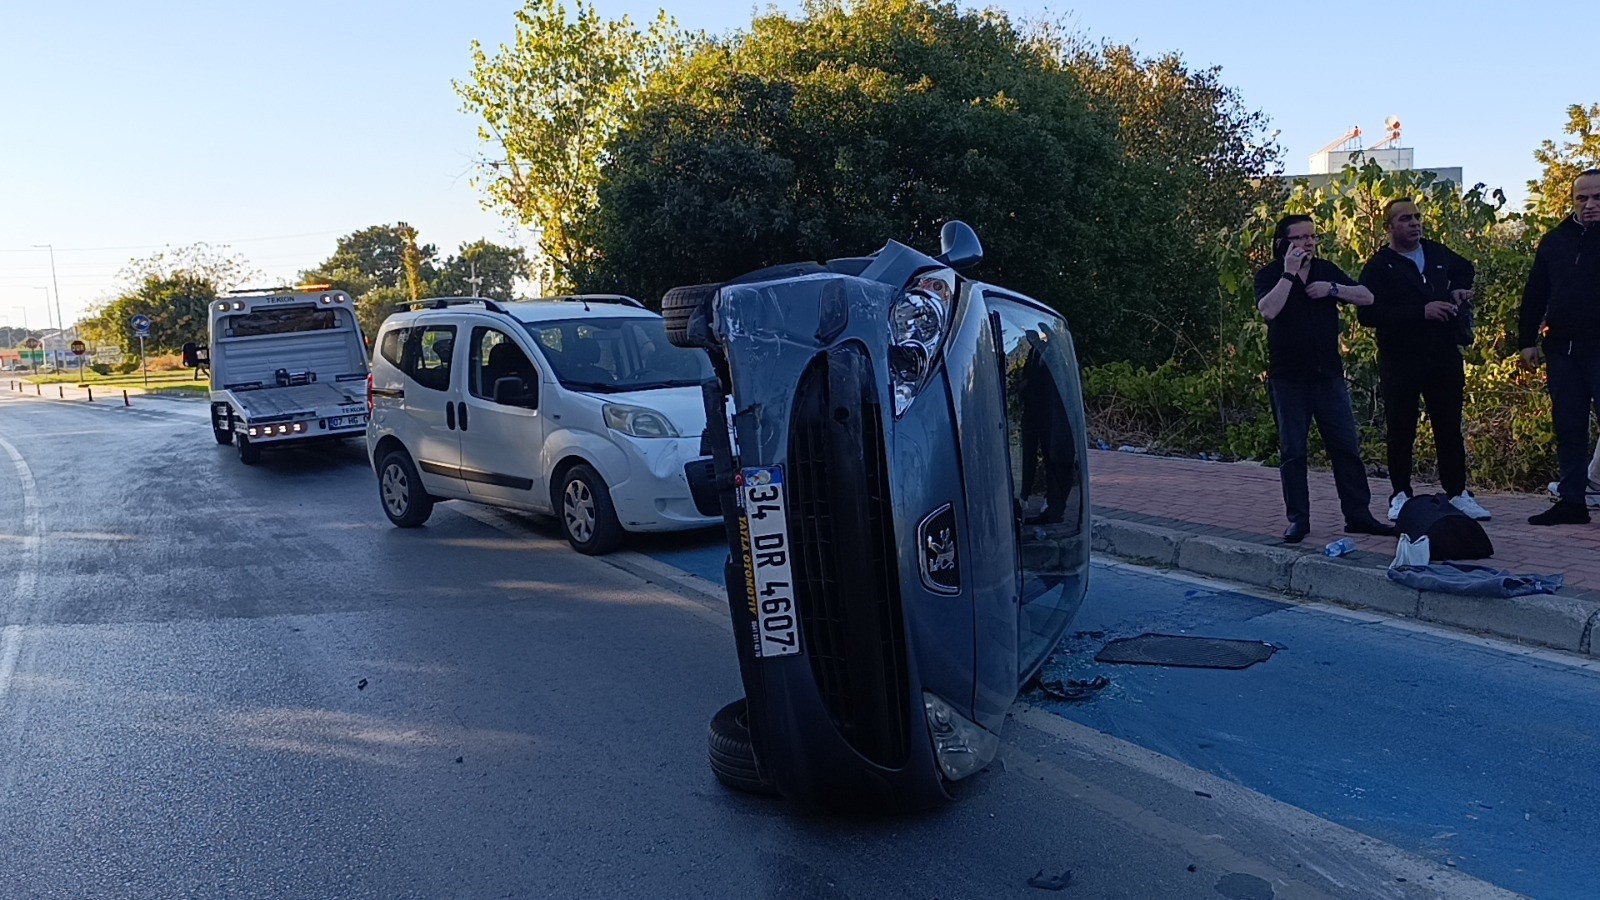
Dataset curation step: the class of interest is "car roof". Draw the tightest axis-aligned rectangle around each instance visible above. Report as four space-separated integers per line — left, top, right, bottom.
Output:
383 297 660 329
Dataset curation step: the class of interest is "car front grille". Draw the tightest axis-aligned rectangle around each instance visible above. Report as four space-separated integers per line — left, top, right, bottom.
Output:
787 345 911 768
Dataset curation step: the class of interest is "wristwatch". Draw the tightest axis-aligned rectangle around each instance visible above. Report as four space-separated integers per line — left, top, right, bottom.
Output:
1330 282 1341 300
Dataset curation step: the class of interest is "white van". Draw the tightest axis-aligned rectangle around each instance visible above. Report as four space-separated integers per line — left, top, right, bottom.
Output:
365 296 720 554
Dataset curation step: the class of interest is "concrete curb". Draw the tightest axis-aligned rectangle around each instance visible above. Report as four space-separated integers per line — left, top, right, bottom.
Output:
1093 513 1600 657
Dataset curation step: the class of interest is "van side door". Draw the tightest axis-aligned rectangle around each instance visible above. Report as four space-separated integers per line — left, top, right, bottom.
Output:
402 322 471 499
457 321 549 511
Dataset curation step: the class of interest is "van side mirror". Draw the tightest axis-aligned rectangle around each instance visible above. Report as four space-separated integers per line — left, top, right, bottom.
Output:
494 376 538 409
936 220 983 271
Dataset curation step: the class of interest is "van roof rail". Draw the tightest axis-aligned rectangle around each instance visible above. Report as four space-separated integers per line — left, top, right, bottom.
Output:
399 297 509 314
540 294 645 309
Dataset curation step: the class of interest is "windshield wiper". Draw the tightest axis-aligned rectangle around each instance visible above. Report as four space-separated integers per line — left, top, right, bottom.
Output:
561 380 622 393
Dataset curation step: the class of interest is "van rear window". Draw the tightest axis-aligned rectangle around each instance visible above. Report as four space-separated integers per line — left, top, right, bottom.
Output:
380 327 409 368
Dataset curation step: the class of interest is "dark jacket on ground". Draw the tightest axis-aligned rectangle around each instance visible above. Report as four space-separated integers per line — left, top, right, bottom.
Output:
1255 258 1358 381
1358 239 1475 359
1519 217 1600 349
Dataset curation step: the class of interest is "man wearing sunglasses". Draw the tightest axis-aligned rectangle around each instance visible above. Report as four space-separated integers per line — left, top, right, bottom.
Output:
1358 198 1490 524
1256 214 1394 543
1520 168 1600 526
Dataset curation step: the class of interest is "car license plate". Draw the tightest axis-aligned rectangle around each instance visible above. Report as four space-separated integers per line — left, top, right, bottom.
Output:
739 466 800 658
328 414 367 429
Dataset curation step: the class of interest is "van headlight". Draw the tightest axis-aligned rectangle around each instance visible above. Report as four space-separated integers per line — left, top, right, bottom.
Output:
603 404 679 438
888 268 956 416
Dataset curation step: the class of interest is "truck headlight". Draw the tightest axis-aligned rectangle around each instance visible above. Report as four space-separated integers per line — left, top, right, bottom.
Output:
888 269 956 416
603 404 679 438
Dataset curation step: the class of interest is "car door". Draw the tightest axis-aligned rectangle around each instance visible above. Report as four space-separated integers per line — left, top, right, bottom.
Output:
457 320 548 511
401 320 470 499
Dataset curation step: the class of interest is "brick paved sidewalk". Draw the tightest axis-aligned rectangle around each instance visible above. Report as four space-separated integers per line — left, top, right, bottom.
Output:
1089 449 1600 592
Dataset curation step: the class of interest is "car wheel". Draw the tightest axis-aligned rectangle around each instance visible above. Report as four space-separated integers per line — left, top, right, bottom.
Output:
708 699 778 796
661 282 719 350
558 463 622 555
379 449 434 527
235 433 261 465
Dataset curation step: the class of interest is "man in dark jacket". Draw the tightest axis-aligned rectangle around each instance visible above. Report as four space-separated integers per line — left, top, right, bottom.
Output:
1256 214 1394 543
1359 198 1490 523
1520 169 1600 526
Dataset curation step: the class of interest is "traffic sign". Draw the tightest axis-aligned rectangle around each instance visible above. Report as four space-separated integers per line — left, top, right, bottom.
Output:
131 314 152 336
70 340 87 356
23 337 40 350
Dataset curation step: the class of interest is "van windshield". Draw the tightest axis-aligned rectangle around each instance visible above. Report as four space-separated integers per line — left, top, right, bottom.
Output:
520 316 711 392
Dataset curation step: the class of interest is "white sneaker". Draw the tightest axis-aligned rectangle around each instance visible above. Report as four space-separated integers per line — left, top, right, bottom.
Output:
1387 491 1410 523
1450 492 1491 521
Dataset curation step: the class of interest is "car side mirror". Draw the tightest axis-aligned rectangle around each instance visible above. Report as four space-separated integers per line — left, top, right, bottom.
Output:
936 220 983 271
181 342 199 368
494 376 538 409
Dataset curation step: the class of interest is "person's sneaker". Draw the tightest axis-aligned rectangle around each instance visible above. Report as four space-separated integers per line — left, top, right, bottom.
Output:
1449 492 1491 521
1545 481 1600 509
1529 503 1590 526
1387 491 1411 523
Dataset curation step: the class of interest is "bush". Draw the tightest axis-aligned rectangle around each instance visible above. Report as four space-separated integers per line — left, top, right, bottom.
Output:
117 359 141 375
89 362 113 376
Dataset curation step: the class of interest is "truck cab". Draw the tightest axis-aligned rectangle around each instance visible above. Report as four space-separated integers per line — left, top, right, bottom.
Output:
185 287 370 465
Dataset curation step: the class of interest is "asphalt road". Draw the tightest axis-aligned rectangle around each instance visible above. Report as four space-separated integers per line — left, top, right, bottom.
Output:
0 389 1541 899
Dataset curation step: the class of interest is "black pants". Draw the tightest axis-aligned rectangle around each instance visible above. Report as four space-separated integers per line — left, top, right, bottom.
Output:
1546 346 1600 507
1380 352 1466 498
1269 376 1373 528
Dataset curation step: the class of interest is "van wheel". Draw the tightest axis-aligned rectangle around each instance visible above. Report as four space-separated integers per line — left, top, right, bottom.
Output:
558 463 622 555
236 433 261 465
709 699 778 796
213 427 233 445
379 449 434 527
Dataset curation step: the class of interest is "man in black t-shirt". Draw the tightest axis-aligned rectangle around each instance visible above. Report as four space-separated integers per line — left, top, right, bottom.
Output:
1255 214 1394 543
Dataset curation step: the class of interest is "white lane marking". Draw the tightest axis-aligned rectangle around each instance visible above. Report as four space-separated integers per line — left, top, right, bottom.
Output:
0 431 43 610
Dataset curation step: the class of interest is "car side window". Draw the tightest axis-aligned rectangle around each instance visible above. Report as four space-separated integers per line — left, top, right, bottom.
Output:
379 327 409 368
469 326 538 406
405 324 457 392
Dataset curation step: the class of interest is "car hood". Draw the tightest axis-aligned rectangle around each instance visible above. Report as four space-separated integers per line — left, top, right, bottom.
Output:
581 385 709 435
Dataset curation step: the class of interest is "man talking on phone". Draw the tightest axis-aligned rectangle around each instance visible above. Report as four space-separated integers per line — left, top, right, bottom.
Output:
1358 198 1490 523
1256 214 1394 543
1520 168 1600 526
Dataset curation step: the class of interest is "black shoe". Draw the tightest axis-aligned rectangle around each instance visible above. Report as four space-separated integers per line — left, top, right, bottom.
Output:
1344 518 1396 536
1282 522 1310 544
1529 503 1590 526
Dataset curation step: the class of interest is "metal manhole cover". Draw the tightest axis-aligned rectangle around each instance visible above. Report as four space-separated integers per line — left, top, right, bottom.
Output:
1094 633 1277 670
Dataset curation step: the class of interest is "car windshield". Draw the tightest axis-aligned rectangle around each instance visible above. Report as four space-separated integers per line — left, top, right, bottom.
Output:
519 315 711 392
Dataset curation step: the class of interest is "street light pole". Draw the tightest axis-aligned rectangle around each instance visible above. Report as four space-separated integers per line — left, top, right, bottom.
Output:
34 244 69 341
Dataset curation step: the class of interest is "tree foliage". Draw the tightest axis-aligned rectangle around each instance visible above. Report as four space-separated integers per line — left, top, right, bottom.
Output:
1527 102 1600 218
432 239 533 300
79 244 261 354
455 0 689 290
298 223 439 298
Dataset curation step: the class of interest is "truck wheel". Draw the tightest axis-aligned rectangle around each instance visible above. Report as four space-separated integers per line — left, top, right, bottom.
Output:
213 427 232 445
661 282 719 350
557 463 622 555
709 699 778 796
235 433 262 465
378 449 433 528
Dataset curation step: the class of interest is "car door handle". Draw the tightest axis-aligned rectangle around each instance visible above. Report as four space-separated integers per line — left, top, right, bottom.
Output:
446 403 456 430
458 401 469 431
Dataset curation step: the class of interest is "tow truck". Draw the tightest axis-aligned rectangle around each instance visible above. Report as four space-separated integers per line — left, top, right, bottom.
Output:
183 287 370 465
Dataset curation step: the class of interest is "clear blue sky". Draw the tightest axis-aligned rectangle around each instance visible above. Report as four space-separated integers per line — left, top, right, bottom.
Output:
1 0 1589 333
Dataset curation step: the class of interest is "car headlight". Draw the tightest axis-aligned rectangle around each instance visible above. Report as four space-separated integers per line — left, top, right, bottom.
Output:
888 268 956 416
603 404 679 438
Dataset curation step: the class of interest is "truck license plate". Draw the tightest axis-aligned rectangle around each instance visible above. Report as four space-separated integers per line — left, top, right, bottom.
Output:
739 466 800 658
328 414 367 429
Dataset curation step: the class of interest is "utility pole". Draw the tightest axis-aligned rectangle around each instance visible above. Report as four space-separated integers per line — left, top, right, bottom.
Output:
34 244 68 342
466 260 484 298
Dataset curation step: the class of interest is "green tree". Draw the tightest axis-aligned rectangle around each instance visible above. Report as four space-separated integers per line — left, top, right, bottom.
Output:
454 0 689 290
298 223 439 297
579 0 1228 364
432 240 532 300
80 244 260 354
1527 103 1600 218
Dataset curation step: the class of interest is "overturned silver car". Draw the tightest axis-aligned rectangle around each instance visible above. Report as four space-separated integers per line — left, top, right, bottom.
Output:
667 222 1089 811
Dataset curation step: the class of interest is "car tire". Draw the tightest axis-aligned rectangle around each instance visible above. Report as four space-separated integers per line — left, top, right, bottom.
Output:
661 282 719 350
378 449 434 527
236 433 261 465
557 463 622 555
708 699 778 796
213 427 232 445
